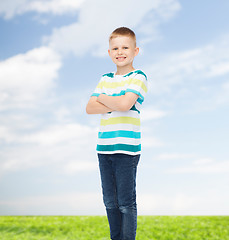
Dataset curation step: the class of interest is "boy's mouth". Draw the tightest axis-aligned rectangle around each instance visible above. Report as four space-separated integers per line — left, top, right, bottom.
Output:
116 57 126 61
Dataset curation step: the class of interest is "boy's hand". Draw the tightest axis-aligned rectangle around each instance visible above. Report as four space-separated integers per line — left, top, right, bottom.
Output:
97 92 138 112
86 96 113 114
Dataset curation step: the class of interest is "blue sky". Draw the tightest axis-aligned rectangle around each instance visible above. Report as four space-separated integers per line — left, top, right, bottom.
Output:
0 0 229 215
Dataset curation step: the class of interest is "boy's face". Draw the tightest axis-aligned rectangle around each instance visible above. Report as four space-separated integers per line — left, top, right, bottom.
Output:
108 36 139 69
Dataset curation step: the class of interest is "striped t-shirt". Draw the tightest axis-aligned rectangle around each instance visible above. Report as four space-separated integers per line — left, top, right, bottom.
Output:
92 69 148 155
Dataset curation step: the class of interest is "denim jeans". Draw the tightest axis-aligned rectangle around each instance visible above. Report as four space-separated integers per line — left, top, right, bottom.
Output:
98 153 140 240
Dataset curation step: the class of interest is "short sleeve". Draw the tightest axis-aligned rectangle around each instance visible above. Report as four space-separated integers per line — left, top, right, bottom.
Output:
91 77 103 97
125 71 148 103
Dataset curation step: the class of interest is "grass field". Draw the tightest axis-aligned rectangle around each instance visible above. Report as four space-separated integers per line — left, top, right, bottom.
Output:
0 216 228 240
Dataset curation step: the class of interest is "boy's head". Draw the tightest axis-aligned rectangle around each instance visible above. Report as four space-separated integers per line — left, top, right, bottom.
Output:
109 27 136 47
108 27 139 71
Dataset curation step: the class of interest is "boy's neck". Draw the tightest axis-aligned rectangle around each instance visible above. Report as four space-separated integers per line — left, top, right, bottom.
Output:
115 65 135 75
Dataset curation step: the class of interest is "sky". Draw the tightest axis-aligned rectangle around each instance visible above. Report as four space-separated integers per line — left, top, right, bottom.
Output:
0 0 229 215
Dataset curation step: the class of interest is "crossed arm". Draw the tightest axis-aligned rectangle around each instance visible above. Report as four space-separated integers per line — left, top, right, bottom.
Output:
86 92 139 114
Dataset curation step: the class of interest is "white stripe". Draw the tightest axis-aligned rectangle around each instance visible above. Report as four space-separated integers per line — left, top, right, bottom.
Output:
104 76 124 82
99 124 140 132
98 86 129 94
97 150 141 155
135 101 142 111
93 89 102 94
98 137 141 145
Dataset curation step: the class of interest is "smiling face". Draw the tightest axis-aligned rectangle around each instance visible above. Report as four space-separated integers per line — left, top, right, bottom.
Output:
108 36 139 75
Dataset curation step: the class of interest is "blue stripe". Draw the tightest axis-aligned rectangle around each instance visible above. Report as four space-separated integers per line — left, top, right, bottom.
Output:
134 70 147 80
97 144 141 152
130 105 140 113
110 90 126 97
94 91 125 97
126 89 144 104
101 70 147 79
137 98 143 104
123 71 134 77
99 130 141 139
123 70 147 79
102 72 114 78
103 90 144 104
92 90 144 105
91 93 100 97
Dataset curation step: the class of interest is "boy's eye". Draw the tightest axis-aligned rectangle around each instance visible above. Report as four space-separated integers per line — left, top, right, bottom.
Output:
113 48 118 50
123 47 129 49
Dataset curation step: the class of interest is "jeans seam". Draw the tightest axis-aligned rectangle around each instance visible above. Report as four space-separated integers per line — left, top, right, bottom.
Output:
112 173 119 209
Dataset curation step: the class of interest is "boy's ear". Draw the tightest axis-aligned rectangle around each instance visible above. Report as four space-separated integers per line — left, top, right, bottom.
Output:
135 47 139 56
108 49 111 56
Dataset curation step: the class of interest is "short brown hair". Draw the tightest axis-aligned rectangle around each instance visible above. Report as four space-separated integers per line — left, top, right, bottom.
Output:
109 27 136 46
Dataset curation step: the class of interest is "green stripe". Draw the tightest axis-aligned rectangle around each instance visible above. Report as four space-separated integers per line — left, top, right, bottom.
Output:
102 72 114 78
100 117 140 126
126 89 144 103
134 70 147 79
97 144 141 152
130 105 140 113
110 90 126 97
91 93 100 97
98 130 140 139
123 71 134 77
104 90 144 105
102 70 147 79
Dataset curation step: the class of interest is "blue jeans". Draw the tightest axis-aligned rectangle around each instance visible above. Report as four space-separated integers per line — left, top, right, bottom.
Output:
98 153 140 240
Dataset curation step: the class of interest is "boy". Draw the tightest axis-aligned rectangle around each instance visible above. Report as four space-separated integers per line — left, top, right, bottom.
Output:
86 27 147 240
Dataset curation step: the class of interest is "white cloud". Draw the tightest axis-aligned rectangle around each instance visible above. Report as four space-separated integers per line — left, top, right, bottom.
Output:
151 154 229 174
144 35 229 113
54 106 72 122
166 158 229 174
0 192 104 215
64 161 98 175
0 143 95 175
1 191 228 215
45 0 181 57
140 108 166 148
192 158 214 165
141 107 168 122
138 193 199 215
146 35 229 95
0 126 15 143
214 81 229 106
0 123 97 174
142 136 164 148
0 46 61 110
138 192 229 215
26 0 85 15
156 153 195 161
0 0 85 19
0 0 26 19
21 123 96 145
0 45 98 177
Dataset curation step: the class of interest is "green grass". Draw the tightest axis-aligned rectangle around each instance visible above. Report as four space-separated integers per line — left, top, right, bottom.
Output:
0 216 228 240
